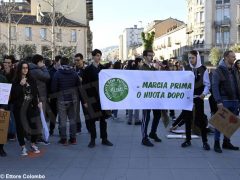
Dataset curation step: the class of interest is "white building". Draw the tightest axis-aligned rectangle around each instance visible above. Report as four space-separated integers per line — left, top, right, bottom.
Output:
187 0 240 61
119 25 143 60
154 25 187 60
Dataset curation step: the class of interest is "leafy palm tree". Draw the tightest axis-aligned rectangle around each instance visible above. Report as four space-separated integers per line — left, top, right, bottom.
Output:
141 31 155 50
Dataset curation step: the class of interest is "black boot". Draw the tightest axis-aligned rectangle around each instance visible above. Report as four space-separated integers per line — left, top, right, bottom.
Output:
88 139 96 148
214 141 222 153
102 139 113 146
0 148 7 157
222 141 239 151
203 142 210 151
181 140 191 148
149 133 162 142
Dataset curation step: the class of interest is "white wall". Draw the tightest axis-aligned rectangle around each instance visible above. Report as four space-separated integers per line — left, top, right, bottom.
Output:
31 0 87 25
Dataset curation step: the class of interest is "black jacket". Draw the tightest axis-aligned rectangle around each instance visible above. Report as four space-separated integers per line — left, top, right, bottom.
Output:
10 77 39 112
29 63 50 101
51 66 80 102
82 63 110 120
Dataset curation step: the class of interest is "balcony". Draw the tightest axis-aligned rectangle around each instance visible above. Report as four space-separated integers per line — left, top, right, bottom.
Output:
214 19 231 27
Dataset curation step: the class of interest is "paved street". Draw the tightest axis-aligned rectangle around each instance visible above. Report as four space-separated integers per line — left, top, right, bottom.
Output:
0 100 240 180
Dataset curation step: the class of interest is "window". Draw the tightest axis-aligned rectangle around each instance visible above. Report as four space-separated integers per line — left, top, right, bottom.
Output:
223 7 230 20
56 28 62 42
216 29 221 44
238 26 240 43
168 37 171 47
71 29 77 42
216 0 230 4
40 28 47 40
224 0 230 3
25 27 32 41
197 0 204 5
216 8 222 21
223 28 230 44
11 26 16 40
200 11 204 22
216 0 222 4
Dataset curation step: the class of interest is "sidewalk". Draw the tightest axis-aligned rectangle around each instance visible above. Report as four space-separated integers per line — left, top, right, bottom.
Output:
0 102 240 180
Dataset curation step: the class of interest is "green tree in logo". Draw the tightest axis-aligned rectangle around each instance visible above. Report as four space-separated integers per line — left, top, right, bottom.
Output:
104 78 129 102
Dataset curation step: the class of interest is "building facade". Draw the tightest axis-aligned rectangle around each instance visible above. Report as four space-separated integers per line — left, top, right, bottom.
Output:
0 0 93 59
119 25 143 61
153 25 187 60
187 0 240 61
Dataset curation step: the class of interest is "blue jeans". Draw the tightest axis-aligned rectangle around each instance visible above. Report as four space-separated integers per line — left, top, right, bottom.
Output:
58 101 77 139
214 100 239 141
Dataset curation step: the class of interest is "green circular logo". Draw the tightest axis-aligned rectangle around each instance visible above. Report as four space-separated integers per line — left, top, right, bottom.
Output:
104 78 129 102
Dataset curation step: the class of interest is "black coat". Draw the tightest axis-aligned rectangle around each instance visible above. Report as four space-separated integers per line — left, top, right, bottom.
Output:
11 77 39 118
82 63 110 120
51 67 80 102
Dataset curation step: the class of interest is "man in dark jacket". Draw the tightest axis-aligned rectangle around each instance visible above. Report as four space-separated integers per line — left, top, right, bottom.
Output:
212 50 240 153
29 54 50 145
0 74 8 157
48 55 61 136
82 49 113 148
140 50 162 147
74 53 85 133
52 57 80 145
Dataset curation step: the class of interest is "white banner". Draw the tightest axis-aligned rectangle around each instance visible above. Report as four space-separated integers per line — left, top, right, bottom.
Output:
0 83 12 105
99 70 195 110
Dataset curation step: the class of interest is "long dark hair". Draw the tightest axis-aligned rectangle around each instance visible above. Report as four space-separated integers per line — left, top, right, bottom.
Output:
14 61 33 83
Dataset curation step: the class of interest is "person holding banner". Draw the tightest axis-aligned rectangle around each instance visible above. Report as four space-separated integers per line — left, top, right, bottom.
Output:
0 74 8 157
140 50 162 147
212 50 240 153
82 49 113 148
11 61 41 156
181 50 211 150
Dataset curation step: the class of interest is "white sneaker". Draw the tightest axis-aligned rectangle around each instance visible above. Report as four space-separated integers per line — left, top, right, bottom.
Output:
31 145 40 154
21 147 28 156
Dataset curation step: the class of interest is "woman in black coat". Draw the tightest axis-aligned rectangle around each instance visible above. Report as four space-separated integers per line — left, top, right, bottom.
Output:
11 61 41 156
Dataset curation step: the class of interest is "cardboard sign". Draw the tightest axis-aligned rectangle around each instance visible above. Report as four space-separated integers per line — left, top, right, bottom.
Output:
209 107 240 139
0 111 10 144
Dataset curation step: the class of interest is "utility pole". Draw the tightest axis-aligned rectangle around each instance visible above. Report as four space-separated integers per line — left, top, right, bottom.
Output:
7 0 11 54
51 0 56 60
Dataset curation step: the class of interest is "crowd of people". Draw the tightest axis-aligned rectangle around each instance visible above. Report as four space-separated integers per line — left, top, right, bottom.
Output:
0 48 239 157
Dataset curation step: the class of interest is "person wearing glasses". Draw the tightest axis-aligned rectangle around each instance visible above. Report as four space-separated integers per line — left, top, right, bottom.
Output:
74 53 86 133
181 50 211 150
11 62 41 156
140 50 162 147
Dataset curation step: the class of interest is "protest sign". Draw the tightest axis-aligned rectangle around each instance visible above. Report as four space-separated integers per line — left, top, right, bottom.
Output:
0 83 12 105
99 70 195 110
209 107 240 139
0 110 10 144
